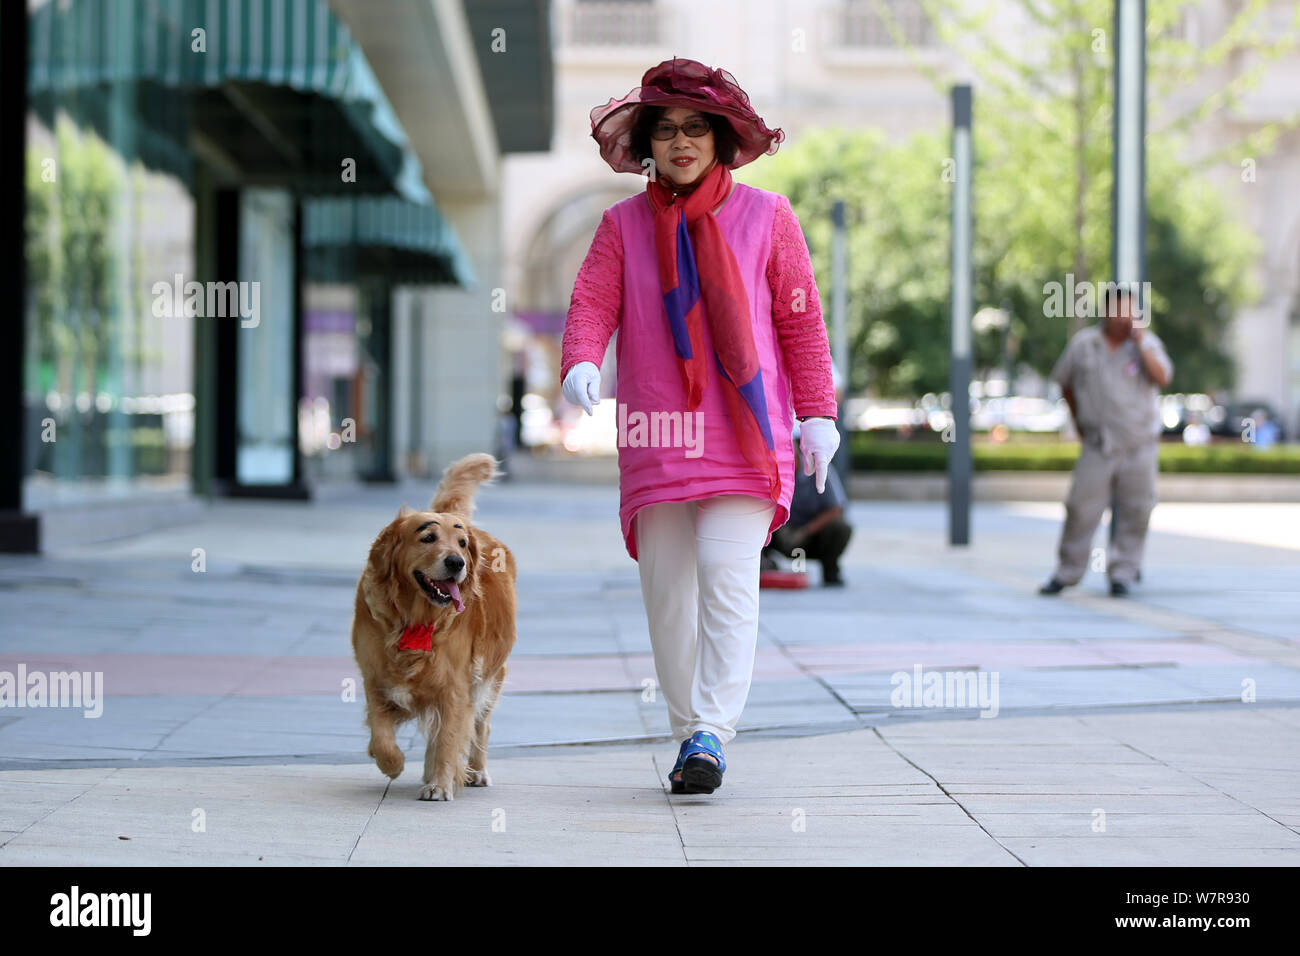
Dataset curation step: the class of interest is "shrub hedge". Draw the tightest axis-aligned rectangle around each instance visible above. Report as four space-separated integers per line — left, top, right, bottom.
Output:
848 434 1300 474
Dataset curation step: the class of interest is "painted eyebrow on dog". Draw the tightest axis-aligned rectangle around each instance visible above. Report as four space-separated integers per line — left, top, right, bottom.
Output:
416 520 438 533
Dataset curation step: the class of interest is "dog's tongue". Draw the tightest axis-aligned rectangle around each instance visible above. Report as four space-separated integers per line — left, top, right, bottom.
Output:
441 580 463 612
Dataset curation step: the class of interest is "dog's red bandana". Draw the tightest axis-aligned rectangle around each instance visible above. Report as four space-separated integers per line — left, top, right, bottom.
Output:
398 621 436 652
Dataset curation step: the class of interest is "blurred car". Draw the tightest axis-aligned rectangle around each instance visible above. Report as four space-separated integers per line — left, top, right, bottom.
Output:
520 394 561 447
971 396 1068 432
1159 393 1219 436
1210 400 1288 443
850 401 929 431
557 397 619 455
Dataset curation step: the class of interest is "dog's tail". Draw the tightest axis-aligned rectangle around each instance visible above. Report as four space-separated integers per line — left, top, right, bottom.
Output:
429 453 502 519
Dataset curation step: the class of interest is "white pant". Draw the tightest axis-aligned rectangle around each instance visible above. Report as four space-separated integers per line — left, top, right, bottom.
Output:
635 493 777 747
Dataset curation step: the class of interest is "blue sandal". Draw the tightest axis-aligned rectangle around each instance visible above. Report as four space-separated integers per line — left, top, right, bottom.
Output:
670 731 726 794
668 745 690 794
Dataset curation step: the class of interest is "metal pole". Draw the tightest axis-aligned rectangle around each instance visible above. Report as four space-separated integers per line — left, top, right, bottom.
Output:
1000 297 1013 394
1112 0 1146 295
949 85 973 546
831 199 849 486
1109 0 1146 547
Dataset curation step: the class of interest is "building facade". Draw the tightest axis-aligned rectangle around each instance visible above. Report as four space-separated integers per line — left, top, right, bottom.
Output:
504 0 1300 434
6 0 554 551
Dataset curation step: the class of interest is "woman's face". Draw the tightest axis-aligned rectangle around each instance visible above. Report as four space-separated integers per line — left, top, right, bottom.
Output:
651 106 717 186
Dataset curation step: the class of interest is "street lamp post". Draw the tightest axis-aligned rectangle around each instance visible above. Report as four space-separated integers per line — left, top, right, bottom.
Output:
949 84 973 546
1110 0 1147 547
831 199 850 486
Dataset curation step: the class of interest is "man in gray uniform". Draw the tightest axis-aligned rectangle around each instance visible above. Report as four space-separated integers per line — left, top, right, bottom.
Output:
1040 287 1174 597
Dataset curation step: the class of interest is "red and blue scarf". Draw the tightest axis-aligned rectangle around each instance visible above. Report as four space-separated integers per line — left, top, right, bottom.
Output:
646 159 779 498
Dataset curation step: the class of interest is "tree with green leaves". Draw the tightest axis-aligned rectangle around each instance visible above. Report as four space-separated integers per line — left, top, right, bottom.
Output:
744 0 1296 397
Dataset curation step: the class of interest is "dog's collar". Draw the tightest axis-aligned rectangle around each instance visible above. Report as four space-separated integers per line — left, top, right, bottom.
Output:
398 621 436 652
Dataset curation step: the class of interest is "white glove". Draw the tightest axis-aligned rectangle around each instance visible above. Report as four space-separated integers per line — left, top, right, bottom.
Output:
798 417 840 494
562 361 601 416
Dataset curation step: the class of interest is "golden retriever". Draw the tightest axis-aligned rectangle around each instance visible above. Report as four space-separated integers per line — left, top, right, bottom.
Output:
351 453 517 800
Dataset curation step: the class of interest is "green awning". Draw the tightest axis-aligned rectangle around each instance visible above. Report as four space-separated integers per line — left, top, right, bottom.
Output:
303 195 478 289
28 0 431 204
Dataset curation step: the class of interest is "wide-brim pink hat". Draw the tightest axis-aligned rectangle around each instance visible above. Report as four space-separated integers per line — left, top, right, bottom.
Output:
590 57 785 175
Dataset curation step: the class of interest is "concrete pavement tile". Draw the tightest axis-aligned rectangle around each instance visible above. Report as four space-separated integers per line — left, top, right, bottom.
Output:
941 781 1212 795
152 728 368 757
0 779 112 831
353 781 684 865
348 838 686 866
0 715 179 752
1074 709 1300 758
504 654 648 692
945 793 1252 814
875 762 1193 789
735 700 856 732
123 623 309 657
478 691 649 746
0 839 354 865
1156 664 1300 700
0 768 120 785
759 607 1173 646
1 623 144 655
0 764 385 863
670 801 975 831
0 742 167 761
974 812 1297 840
510 617 620 653
680 842 1019 865
877 714 1098 740
287 630 356 657
0 652 275 697
998 838 1300 866
730 678 851 732
1243 707 1300 728
831 666 1218 714
874 742 1152 767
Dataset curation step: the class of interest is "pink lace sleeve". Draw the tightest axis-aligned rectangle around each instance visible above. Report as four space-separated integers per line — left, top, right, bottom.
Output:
767 194 838 419
560 209 623 384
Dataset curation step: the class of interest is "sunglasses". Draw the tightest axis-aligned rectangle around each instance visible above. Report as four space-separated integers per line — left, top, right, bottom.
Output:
651 118 712 140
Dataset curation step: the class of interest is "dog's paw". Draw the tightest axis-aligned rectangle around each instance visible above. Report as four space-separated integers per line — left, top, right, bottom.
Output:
465 768 492 787
419 782 455 801
370 746 405 779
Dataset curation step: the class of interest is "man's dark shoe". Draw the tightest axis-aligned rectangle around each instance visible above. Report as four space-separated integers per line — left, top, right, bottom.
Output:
1110 580 1129 597
822 574 845 587
1038 577 1068 595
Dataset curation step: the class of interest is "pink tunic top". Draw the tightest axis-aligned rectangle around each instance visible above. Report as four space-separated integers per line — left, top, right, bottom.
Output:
561 183 837 561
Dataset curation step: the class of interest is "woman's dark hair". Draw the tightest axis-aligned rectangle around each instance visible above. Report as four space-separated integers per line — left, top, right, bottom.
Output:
628 105 738 168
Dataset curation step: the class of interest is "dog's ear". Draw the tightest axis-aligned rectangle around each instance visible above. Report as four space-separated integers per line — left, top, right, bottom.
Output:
388 521 412 610
362 518 408 622
370 518 407 612
465 527 486 601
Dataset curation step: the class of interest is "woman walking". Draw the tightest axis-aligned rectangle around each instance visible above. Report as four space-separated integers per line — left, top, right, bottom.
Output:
560 57 840 794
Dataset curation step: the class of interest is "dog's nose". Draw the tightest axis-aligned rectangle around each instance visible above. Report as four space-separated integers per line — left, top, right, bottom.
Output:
443 554 465 574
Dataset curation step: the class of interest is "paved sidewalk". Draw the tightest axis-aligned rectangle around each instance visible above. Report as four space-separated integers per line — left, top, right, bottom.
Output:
2 469 1298 864
2 709 1297 865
